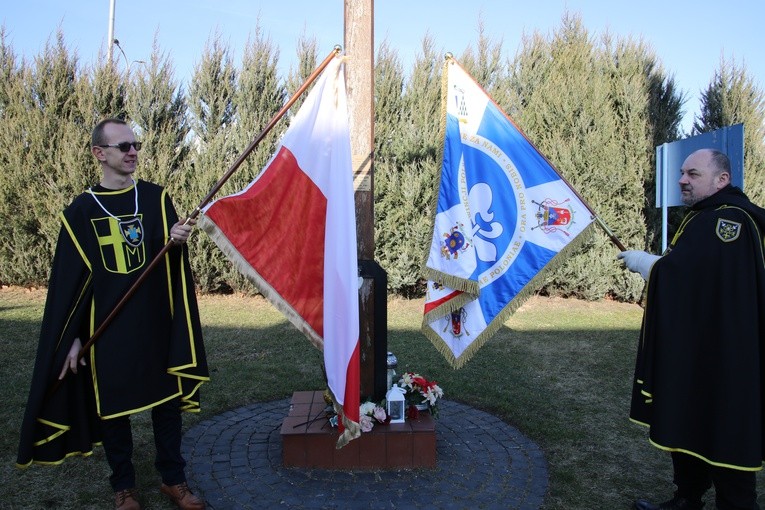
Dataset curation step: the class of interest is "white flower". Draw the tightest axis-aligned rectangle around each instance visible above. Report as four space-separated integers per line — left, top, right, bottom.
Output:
360 401 376 416
360 414 374 432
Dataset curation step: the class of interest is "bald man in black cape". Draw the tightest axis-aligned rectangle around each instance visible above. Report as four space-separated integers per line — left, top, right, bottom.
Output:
17 118 209 510
619 148 764 510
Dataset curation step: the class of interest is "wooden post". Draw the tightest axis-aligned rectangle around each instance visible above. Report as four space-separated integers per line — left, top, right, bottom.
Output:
344 0 387 400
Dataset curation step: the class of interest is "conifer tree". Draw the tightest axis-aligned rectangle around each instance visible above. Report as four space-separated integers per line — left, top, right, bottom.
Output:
86 54 129 124
0 27 19 113
0 28 28 284
375 37 442 294
637 54 685 253
373 41 417 293
373 40 405 163
232 26 285 186
284 34 318 118
128 38 189 187
200 29 286 294
5 32 88 284
458 19 507 100
178 35 240 292
510 14 651 300
188 33 236 146
694 57 765 205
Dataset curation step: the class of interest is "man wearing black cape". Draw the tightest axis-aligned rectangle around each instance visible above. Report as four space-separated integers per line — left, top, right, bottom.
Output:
17 118 210 510
619 148 764 510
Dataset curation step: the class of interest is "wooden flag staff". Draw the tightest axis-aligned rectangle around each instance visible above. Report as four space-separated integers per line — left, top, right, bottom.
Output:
47 45 343 399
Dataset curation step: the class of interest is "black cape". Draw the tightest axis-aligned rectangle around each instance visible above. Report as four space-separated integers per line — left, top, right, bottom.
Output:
17 180 209 467
630 185 765 471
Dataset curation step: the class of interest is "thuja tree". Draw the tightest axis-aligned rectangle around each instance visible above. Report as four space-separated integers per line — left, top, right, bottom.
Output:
284 35 319 121
128 38 189 188
0 32 97 285
639 56 685 253
179 30 285 294
87 57 129 123
187 33 237 147
374 41 424 295
179 34 241 293
373 37 443 295
0 30 30 284
232 26 285 183
693 57 765 205
0 27 18 113
604 37 684 270
459 20 508 102
509 15 653 300
373 40 406 163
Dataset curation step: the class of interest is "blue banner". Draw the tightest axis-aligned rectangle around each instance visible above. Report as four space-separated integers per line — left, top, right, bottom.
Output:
422 59 595 369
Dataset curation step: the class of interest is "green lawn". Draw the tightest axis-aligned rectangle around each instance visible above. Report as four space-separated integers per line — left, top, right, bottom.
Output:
1 287 762 508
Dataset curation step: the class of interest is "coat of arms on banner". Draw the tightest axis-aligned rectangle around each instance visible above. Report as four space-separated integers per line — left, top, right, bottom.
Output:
533 198 578 236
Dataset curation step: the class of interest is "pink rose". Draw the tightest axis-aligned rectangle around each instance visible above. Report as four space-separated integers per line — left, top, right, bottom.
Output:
373 406 387 423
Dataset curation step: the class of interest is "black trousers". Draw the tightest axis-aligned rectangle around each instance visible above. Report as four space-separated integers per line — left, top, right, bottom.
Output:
672 452 759 510
101 399 186 491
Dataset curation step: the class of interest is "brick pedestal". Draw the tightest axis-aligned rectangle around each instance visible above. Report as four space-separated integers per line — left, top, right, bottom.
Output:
280 390 436 469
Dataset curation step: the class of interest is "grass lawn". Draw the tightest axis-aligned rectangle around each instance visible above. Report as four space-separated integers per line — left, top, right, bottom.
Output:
1 287 762 509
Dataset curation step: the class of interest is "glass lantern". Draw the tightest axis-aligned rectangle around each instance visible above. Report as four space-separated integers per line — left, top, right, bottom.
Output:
386 385 406 423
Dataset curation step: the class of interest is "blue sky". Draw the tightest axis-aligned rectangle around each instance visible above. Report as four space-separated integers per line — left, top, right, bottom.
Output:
2 0 763 133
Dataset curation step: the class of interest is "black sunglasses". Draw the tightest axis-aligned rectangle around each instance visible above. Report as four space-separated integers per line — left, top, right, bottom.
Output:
98 141 142 152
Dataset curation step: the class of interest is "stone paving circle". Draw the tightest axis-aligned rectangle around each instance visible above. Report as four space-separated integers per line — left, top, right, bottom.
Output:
183 399 548 509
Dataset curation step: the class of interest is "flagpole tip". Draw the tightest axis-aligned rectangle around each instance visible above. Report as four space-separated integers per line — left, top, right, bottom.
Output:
444 52 453 61
334 45 342 54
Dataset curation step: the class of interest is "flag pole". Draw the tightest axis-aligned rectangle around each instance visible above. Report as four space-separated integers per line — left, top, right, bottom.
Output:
46 45 343 400
444 54 627 253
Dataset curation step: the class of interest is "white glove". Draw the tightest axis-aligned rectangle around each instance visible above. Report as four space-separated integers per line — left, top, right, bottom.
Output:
617 250 661 280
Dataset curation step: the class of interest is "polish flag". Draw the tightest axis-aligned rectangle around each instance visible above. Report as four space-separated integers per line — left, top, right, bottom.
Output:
199 56 360 447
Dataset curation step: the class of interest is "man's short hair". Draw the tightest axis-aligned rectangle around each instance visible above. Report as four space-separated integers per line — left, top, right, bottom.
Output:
708 149 731 177
92 118 128 147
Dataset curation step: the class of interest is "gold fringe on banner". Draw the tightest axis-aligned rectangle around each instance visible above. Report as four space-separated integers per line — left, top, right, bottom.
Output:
198 214 324 352
332 392 361 449
423 221 596 369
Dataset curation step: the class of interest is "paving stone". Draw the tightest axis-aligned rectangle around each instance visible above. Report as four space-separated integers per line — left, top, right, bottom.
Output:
184 399 548 509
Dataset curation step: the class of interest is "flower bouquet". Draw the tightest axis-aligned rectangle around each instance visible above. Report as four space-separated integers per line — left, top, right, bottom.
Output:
398 372 444 418
329 401 388 432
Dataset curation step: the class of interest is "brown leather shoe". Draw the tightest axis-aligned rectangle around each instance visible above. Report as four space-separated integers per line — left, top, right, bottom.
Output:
114 488 141 510
160 482 206 510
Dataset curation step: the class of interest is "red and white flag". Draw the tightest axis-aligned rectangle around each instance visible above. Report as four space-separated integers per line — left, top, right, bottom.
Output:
199 56 360 447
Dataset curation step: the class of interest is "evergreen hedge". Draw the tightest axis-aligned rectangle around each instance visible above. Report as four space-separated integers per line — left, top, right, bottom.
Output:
0 16 763 302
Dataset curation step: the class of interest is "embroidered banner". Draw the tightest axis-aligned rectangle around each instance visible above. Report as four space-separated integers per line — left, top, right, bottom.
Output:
422 58 595 369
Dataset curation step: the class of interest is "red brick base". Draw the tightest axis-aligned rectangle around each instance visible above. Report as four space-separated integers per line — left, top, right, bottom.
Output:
280 390 436 469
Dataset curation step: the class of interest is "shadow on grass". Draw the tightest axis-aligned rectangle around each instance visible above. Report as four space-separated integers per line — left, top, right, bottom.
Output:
2 295 761 509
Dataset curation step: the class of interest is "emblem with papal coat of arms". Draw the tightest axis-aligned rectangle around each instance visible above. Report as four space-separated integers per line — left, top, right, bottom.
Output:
532 198 577 236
